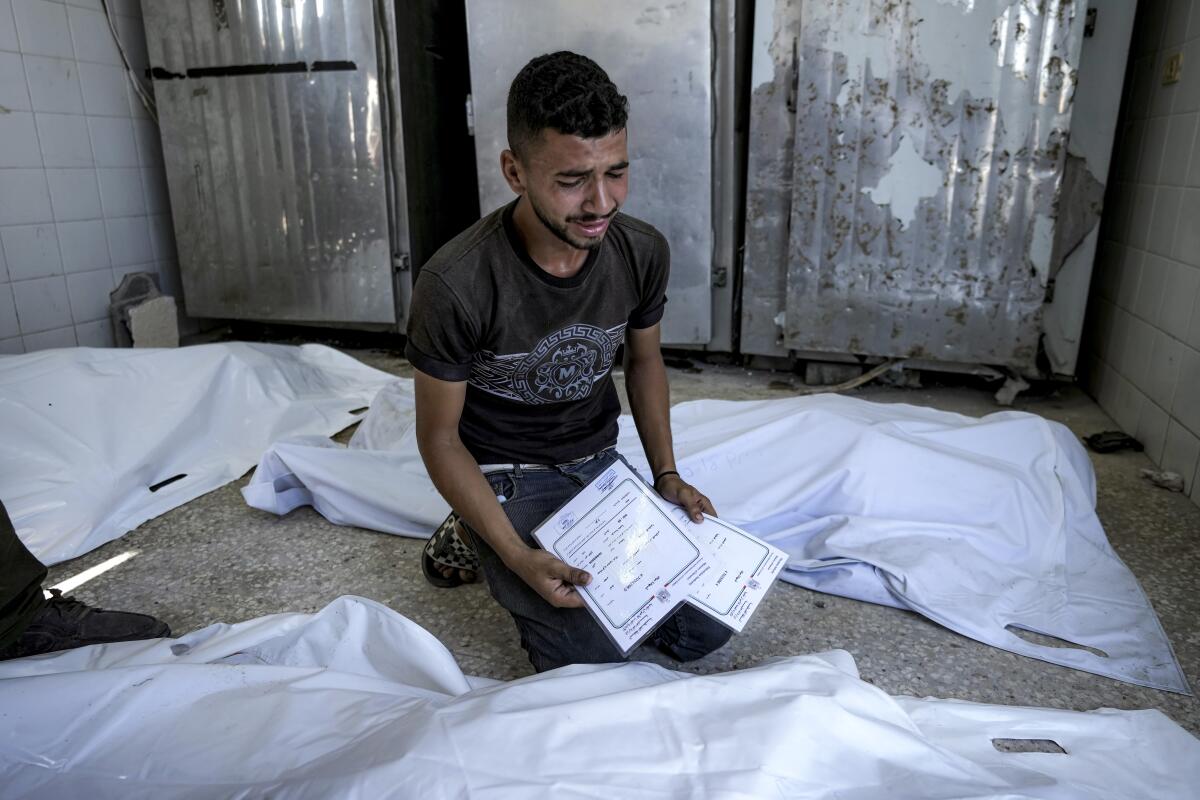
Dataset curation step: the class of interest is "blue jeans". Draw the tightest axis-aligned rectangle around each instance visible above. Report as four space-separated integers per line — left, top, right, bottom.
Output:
464 450 733 673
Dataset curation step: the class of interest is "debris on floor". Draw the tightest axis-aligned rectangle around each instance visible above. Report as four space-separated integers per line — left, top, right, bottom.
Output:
1084 430 1145 453
1141 468 1186 493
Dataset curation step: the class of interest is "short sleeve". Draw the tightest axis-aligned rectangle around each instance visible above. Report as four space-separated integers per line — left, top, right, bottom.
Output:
628 234 670 329
404 271 479 381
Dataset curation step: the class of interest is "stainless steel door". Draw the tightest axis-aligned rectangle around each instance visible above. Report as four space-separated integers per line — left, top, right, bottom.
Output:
144 0 396 324
743 0 1092 371
463 0 714 345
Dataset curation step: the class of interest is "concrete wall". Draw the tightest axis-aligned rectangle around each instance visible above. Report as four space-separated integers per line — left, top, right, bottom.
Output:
1083 0 1200 506
0 0 181 353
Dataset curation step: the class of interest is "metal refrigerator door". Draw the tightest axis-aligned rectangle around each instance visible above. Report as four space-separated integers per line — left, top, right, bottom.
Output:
144 1 395 324
464 0 713 345
746 0 1087 370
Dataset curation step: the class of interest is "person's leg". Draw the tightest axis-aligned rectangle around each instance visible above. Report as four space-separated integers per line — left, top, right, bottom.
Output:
465 461 627 673
0 500 49 651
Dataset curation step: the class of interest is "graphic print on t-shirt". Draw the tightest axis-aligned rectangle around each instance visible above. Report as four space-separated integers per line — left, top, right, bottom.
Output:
470 322 627 404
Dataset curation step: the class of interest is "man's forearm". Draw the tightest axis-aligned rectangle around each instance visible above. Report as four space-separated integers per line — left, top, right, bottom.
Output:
417 432 528 564
624 352 676 479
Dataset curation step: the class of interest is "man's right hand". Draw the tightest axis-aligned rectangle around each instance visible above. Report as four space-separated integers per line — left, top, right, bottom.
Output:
507 547 592 609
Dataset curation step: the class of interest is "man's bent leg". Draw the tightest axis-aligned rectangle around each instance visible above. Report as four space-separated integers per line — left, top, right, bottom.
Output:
0 500 49 651
466 465 627 673
651 604 733 662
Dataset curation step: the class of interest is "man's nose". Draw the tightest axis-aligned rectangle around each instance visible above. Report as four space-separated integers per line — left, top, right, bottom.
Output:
583 178 614 217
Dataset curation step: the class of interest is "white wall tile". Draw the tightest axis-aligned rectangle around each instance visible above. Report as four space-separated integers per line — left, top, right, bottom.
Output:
0 234 7 282
1175 38 1200 115
132 117 161 167
1166 0 1194 47
1140 117 1170 182
66 5 119 65
1116 246 1144 311
64 264 112 322
12 0 73 59
105 214 150 266
1129 186 1157 251
11 273 70 332
1173 344 1200 436
88 115 136 166
0 283 19 339
0 111 42 167
1146 330 1185 409
0 336 23 354
1148 186 1181 256
1124 315 1157 385
1161 112 1198 185
1135 253 1170 321
1161 262 1200 339
45 167 101 220
1136 398 1170 464
126 77 151 119
147 212 175 262
22 54 83 113
1174 188 1200 267
1 222 60 280
56 218 108 272
1163 417 1200 492
35 111 92 166
22 324 76 350
113 12 144 72
140 165 169 214
1189 293 1200 350
74 316 111 347
0 52 32 111
1151 49 1179 118
96 166 143 216
0 169 52 225
1112 373 1145 434
108 0 140 16
78 62 127 116
0 0 19 51
65 0 103 10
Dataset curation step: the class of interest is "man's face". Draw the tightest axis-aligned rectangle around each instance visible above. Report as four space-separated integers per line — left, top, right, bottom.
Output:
509 128 629 250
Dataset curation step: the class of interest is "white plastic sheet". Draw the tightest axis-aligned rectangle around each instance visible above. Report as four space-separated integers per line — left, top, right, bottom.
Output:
0 343 394 565
245 381 1190 693
1 595 1196 798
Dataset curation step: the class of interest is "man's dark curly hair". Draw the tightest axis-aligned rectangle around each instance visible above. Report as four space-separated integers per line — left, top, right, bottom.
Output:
507 51 629 158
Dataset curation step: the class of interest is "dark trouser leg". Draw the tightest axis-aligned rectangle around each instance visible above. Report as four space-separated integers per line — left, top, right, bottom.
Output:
466 452 732 673
0 500 48 651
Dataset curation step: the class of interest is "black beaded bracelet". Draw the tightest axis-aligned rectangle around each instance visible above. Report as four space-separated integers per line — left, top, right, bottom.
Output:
653 469 679 488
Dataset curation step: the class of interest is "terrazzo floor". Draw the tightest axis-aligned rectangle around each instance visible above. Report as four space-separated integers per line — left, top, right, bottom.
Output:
42 344 1200 736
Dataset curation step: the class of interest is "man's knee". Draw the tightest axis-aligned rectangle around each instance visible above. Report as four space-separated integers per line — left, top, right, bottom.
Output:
653 606 733 662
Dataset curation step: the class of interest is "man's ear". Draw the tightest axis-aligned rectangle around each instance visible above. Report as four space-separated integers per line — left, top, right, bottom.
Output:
500 149 525 195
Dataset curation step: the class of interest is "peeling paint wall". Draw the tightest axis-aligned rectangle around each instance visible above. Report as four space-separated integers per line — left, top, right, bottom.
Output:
742 0 1095 370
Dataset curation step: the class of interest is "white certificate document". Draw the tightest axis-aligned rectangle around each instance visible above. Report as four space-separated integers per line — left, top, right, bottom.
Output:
670 508 788 632
533 461 710 653
532 459 786 653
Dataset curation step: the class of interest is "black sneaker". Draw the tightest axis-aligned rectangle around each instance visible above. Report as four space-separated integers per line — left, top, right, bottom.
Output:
0 589 171 661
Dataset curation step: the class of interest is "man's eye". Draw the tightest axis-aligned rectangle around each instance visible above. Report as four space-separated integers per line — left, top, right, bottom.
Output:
557 178 585 188
606 171 626 180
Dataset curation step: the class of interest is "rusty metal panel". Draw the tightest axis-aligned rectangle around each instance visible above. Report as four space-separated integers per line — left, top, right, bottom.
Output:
144 0 397 324
745 0 1090 370
464 0 713 346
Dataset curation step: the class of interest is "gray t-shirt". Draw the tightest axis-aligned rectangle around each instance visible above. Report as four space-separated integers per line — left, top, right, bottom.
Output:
405 201 669 464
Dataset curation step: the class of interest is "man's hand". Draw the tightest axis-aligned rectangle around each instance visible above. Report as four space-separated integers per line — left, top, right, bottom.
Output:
508 547 592 609
656 474 717 523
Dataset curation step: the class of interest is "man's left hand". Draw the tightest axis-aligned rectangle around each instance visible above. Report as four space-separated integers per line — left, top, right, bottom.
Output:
655 474 717 522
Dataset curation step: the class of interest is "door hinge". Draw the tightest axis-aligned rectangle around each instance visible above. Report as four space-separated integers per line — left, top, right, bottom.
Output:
1084 7 1098 38
712 266 728 288
393 253 411 273
465 94 475 137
